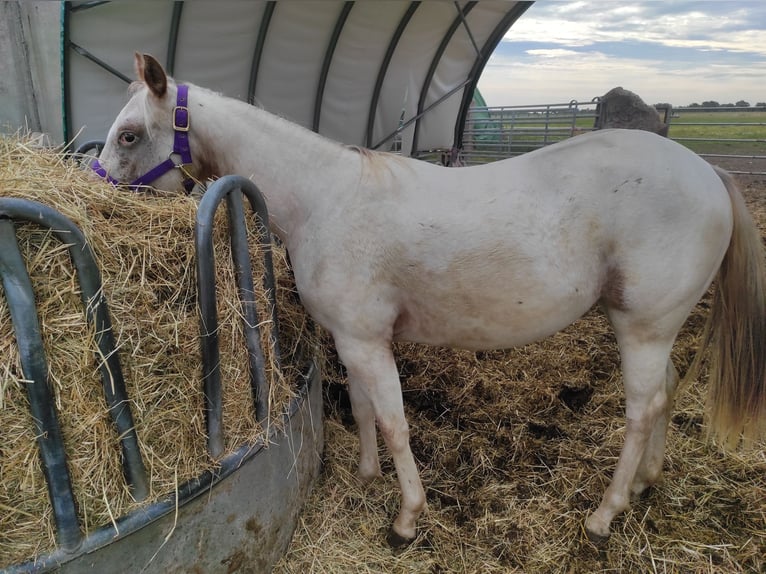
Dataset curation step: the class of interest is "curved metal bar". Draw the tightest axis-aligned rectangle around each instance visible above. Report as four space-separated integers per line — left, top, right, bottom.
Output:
62 2 73 144
0 219 82 553
313 1 354 133
166 1 185 75
248 1 276 105
453 1 481 57
365 1 420 148
240 186 282 374
72 139 105 168
74 139 105 157
194 194 224 457
195 175 279 456
453 1 534 149
0 199 149 502
410 1 477 154
225 191 270 424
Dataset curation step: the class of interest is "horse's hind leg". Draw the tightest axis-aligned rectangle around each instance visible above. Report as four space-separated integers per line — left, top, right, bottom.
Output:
631 359 678 497
585 332 676 543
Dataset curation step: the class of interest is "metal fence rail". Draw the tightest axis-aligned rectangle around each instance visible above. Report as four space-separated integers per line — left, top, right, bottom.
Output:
454 102 766 176
454 100 599 165
667 105 766 176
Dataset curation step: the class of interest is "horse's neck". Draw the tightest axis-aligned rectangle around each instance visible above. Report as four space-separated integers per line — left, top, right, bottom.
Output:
193 88 359 242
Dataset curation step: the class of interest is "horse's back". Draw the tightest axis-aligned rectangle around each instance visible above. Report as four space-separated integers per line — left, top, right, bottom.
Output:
408 129 733 272
386 130 727 233
461 129 723 203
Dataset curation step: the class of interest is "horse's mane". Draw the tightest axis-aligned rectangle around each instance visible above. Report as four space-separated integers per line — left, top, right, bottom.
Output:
347 145 379 159
346 144 410 186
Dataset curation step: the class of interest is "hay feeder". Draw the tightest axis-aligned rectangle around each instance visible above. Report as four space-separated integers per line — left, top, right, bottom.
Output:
0 169 322 573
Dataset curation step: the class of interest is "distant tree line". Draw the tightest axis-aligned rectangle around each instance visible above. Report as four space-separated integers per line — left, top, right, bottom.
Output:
654 100 766 109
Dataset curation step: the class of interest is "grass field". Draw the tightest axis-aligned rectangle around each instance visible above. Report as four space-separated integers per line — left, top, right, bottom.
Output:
668 110 766 156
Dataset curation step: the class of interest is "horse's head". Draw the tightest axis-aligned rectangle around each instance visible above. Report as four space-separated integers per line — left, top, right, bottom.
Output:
94 53 196 193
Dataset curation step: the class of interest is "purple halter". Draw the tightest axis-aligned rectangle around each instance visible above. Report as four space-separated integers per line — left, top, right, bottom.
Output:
92 84 196 193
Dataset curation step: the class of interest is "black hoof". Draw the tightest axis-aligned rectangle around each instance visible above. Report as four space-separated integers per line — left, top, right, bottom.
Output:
586 528 611 548
386 526 414 549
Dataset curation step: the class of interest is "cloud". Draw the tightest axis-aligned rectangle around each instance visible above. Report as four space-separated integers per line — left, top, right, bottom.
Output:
504 1 766 56
524 48 581 58
479 1 766 106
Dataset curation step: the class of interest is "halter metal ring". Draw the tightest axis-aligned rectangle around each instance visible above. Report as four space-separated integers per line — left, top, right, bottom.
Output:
168 150 189 167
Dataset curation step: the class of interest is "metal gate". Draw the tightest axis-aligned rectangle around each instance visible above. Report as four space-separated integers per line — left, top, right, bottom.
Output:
456 99 599 165
457 101 766 176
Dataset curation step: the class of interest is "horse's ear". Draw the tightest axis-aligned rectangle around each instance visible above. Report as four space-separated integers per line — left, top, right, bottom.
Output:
134 53 167 99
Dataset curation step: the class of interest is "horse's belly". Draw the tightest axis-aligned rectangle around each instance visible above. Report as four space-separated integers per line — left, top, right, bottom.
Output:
392 286 598 351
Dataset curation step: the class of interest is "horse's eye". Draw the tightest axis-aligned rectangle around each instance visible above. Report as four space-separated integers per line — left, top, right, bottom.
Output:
118 131 138 146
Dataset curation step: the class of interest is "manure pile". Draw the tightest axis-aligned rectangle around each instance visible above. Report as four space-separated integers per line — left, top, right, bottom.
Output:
277 177 766 573
0 135 311 567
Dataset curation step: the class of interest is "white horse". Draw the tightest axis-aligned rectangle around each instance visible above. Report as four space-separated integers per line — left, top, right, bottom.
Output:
95 54 766 547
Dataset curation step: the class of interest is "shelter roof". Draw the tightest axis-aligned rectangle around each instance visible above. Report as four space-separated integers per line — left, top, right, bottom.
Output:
65 1 532 155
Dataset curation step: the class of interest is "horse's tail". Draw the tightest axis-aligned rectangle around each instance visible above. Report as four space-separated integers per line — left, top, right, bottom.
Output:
686 166 766 448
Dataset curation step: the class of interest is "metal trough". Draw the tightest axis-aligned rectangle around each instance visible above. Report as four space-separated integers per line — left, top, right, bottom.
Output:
0 176 323 573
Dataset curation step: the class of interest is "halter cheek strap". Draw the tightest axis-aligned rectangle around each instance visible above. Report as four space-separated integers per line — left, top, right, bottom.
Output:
92 84 196 193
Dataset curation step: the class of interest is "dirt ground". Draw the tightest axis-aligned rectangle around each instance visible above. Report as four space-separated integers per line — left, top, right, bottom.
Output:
274 172 766 574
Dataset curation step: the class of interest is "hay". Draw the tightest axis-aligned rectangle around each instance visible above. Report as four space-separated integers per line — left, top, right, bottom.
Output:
0 134 312 567
275 176 766 572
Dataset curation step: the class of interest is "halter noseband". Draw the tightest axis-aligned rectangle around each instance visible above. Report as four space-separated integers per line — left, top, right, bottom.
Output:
92 84 196 193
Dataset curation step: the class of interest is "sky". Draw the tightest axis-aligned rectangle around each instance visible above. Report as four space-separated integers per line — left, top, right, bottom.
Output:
477 1 766 108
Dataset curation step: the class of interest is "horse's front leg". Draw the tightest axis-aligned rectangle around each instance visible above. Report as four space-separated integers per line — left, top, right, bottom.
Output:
335 335 427 546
